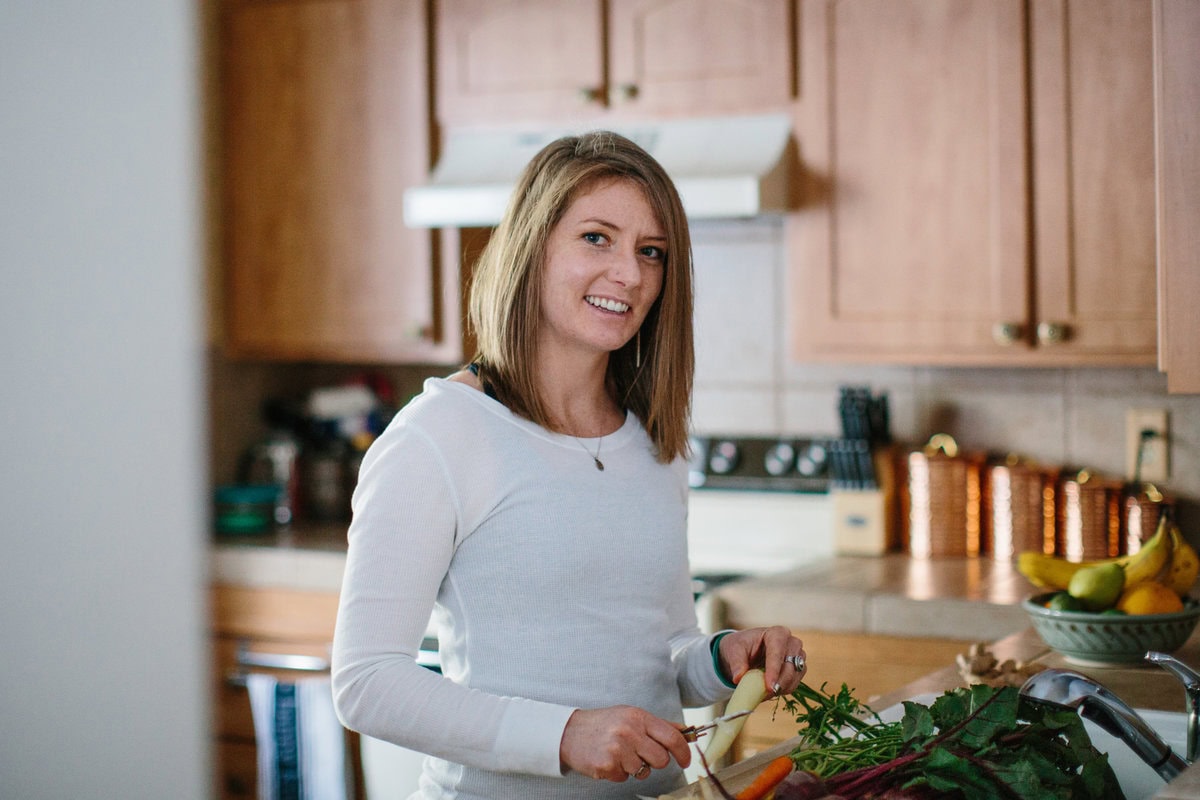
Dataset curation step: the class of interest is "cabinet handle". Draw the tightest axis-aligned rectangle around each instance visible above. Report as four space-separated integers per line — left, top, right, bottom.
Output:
610 83 639 103
991 322 1023 346
227 640 330 686
1036 321 1069 345
577 86 604 104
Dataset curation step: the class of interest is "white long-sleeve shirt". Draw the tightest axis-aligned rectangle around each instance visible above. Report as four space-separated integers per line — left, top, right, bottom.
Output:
331 378 732 800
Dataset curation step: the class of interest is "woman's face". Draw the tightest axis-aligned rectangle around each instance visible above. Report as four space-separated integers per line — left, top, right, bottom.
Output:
538 178 666 363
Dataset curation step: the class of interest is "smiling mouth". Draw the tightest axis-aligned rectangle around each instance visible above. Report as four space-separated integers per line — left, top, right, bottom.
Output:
585 295 630 314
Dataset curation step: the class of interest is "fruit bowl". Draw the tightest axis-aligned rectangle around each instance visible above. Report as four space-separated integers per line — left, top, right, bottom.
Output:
1022 592 1200 666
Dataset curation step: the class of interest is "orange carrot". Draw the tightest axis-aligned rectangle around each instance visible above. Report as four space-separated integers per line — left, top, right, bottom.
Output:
735 755 794 800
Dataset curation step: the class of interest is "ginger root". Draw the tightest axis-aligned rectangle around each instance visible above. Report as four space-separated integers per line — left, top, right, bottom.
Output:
956 642 1045 688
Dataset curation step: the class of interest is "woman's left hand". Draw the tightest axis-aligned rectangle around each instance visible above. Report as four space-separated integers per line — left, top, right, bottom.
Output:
716 626 807 695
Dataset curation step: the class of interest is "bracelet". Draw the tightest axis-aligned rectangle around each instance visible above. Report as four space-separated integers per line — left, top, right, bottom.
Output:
710 631 736 688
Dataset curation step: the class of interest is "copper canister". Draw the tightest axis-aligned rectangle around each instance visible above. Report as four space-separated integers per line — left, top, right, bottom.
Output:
1124 485 1175 553
904 435 986 559
989 458 1059 560
1057 471 1124 561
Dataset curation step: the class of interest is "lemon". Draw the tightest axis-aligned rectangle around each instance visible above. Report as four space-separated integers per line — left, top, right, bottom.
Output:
1067 562 1125 611
1116 582 1185 615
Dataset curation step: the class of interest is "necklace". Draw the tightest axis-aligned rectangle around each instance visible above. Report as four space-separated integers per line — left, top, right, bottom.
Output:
575 436 604 471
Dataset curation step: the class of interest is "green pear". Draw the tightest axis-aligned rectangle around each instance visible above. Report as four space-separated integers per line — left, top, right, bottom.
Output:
1067 562 1125 611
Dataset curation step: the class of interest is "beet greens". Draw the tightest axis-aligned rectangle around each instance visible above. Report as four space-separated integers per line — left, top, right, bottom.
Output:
782 682 1126 799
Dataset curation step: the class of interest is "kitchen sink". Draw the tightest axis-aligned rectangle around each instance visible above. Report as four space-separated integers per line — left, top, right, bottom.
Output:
878 694 1188 800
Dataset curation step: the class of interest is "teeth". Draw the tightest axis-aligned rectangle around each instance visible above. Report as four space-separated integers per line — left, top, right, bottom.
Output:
585 295 630 314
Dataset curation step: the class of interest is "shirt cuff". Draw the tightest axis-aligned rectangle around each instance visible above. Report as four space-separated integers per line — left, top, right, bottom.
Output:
709 630 737 689
494 698 578 777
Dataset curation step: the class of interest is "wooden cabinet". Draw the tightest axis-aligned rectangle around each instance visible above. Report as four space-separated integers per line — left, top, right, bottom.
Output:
434 0 795 126
731 630 971 761
211 584 360 800
789 0 1157 365
219 0 461 363
1153 0 1200 394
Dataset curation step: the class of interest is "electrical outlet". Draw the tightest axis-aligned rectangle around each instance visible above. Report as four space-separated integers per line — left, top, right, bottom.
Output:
1125 408 1169 483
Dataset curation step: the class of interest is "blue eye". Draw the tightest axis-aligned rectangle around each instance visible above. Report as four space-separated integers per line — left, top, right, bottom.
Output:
640 246 665 261
583 232 605 245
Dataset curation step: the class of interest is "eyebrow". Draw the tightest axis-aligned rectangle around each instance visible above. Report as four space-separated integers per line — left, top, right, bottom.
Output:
578 217 667 241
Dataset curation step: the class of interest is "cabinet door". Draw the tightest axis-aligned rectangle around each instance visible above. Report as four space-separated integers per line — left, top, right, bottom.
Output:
222 0 459 363
1029 0 1157 363
435 0 607 125
789 0 1031 363
608 0 795 117
1154 0 1200 393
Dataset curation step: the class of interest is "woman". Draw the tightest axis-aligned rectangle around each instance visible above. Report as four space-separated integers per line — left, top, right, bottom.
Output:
331 131 808 799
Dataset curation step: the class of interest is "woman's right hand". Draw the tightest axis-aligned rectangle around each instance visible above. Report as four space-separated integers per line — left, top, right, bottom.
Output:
559 706 691 782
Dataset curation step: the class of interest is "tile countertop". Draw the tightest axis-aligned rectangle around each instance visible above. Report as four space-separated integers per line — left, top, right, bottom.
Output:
713 553 1039 642
211 524 349 593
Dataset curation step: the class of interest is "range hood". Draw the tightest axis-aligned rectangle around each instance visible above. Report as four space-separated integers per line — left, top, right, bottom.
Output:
403 113 793 228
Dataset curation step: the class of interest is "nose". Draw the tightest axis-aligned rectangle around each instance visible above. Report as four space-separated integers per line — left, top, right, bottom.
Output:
608 246 642 287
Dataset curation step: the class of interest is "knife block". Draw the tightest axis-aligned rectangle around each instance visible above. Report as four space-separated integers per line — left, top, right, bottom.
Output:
832 447 897 555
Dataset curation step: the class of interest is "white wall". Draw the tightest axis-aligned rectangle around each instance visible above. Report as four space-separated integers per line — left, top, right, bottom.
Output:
0 4 210 798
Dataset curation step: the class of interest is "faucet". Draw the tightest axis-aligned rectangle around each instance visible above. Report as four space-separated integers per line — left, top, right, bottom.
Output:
1146 650 1200 762
1019 668 1189 783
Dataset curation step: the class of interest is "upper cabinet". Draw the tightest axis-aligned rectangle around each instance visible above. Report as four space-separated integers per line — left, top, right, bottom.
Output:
434 0 795 126
1154 0 1200 394
219 0 461 363
789 0 1158 365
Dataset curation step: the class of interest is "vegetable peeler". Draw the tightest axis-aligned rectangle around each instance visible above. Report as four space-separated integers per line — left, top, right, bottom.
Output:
679 709 753 742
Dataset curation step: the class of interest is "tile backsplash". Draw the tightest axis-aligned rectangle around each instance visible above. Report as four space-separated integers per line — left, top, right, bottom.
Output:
209 217 1199 532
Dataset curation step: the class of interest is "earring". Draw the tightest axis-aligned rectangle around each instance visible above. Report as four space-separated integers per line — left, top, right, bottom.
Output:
635 329 641 369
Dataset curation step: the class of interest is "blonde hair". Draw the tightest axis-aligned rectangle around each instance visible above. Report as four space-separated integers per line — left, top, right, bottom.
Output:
468 131 694 463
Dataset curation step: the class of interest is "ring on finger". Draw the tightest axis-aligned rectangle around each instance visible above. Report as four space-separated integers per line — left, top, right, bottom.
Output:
632 760 651 779
785 654 806 671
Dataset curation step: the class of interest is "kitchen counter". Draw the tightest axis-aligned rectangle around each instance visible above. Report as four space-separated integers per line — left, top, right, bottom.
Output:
211 523 349 592
215 530 1199 796
212 530 1034 643
713 553 1037 642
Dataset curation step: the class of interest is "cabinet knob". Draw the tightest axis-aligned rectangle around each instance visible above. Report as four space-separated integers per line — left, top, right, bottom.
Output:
610 83 639 103
1036 321 1069 345
992 322 1023 346
409 323 433 341
577 86 604 104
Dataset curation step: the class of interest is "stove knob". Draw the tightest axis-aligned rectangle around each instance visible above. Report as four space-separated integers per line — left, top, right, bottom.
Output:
796 441 829 477
708 439 740 475
764 441 796 476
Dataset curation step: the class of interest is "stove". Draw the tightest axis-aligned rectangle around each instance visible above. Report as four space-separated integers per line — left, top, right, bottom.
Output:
688 435 833 493
686 435 836 580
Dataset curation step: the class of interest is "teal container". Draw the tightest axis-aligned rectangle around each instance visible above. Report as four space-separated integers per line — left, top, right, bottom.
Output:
214 484 280 533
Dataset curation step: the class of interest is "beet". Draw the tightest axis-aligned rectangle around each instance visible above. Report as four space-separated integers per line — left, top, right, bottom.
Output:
772 770 832 799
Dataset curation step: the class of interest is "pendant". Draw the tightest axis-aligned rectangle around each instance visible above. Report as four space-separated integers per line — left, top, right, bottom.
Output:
594 458 605 471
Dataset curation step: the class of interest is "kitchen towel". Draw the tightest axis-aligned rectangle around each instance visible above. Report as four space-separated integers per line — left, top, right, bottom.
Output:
246 673 348 800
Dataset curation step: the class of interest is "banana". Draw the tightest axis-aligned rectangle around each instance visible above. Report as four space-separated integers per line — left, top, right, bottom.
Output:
1122 515 1174 588
1017 551 1096 590
1165 523 1200 597
1017 517 1173 591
